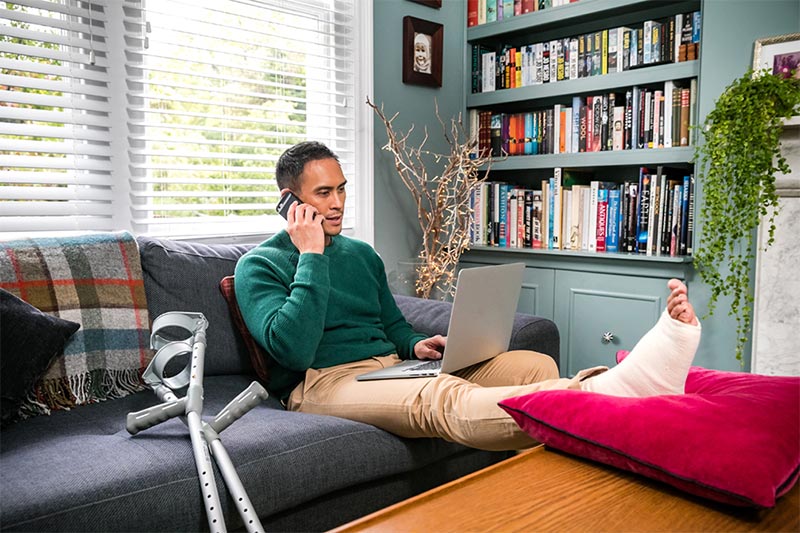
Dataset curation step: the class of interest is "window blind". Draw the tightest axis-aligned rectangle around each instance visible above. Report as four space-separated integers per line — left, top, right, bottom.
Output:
123 0 357 237
0 0 113 234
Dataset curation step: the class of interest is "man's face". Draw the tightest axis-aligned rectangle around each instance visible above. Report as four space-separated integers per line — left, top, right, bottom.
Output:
295 157 347 240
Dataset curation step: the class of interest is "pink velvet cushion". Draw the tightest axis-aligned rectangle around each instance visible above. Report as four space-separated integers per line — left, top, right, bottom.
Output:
498 363 800 508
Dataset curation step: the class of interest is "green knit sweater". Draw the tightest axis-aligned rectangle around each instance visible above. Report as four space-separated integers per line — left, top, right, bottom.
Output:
234 231 427 400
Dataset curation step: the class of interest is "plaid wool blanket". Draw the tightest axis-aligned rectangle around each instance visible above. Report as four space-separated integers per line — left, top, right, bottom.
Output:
0 232 153 419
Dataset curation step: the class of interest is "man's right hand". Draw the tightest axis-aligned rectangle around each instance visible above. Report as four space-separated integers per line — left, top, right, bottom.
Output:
286 197 325 255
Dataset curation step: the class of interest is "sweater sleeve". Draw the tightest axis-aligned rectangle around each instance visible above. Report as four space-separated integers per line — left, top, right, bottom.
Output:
375 255 427 360
235 250 330 372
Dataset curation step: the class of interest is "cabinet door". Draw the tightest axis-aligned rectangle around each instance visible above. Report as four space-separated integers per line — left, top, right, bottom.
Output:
519 266 555 320
460 261 555 319
555 271 672 378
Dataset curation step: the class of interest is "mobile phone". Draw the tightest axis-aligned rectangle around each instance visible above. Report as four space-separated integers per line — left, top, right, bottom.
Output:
276 191 302 219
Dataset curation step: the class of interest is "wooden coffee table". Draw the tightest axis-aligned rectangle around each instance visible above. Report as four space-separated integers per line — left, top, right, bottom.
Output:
331 445 799 532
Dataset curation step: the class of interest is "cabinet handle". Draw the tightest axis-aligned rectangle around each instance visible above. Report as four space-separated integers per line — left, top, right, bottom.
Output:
602 332 614 344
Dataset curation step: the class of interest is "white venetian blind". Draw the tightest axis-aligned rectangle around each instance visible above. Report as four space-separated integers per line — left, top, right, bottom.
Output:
123 0 357 237
0 0 112 234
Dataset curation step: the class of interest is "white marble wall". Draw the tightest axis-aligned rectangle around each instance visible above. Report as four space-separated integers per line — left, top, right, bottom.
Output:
752 118 800 376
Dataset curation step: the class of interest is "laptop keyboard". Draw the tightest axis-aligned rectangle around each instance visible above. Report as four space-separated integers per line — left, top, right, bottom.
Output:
403 360 442 372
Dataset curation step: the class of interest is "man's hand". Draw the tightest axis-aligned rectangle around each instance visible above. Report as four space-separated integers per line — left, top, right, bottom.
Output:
414 335 446 360
284 190 324 255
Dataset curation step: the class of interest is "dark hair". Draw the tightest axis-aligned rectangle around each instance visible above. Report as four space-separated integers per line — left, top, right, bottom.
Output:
275 141 339 191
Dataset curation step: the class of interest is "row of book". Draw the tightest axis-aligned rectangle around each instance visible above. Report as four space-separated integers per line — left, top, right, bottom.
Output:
471 11 701 93
470 78 697 158
467 0 577 28
470 166 694 257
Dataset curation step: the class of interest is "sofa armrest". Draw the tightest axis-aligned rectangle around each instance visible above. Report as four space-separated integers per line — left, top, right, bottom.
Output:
393 294 560 369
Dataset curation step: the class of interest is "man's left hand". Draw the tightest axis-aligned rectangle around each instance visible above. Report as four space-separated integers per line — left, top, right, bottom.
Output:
414 335 446 360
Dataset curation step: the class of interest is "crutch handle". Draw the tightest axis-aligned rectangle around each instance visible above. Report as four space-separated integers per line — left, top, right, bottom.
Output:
209 382 269 434
126 397 188 435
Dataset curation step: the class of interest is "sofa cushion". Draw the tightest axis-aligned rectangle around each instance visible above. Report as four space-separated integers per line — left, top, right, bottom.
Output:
0 289 80 426
137 237 255 376
498 366 800 508
0 232 152 416
0 374 503 532
219 275 271 384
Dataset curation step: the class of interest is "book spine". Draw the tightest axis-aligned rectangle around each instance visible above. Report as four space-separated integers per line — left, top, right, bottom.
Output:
625 181 638 252
606 186 620 252
686 174 694 255
636 169 651 253
680 175 690 255
541 180 550 248
468 0 479 27
679 87 690 146
600 93 609 151
533 189 543 248
571 96 582 153
499 184 508 247
670 183 682 257
524 189 533 248
596 186 608 252
646 173 657 255
588 180 599 252
552 168 562 249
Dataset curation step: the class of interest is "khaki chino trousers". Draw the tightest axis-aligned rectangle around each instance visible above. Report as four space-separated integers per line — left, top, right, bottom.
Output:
287 351 602 451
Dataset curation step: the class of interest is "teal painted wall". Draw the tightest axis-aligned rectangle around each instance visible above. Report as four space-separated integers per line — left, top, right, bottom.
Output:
372 0 466 274
689 0 799 371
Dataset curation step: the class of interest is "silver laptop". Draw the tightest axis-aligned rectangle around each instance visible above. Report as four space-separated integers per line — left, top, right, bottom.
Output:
356 263 525 381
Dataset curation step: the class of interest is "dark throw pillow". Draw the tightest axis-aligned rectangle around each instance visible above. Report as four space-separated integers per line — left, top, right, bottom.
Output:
1 289 80 426
219 275 271 385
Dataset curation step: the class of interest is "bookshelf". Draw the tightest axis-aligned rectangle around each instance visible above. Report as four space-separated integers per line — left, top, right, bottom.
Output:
462 0 702 376
459 0 799 374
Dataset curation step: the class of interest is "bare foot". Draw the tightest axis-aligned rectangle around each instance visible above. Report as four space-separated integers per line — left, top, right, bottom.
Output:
666 279 698 326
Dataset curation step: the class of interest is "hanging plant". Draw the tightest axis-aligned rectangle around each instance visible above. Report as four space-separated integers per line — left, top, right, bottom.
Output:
693 68 800 363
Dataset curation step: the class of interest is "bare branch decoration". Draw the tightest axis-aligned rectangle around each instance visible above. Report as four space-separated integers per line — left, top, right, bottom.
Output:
367 97 492 299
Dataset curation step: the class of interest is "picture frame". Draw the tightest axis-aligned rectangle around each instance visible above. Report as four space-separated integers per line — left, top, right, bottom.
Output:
402 16 443 88
408 0 442 7
753 32 800 79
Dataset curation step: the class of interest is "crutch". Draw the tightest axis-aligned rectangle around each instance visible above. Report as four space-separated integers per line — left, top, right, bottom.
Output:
126 312 267 533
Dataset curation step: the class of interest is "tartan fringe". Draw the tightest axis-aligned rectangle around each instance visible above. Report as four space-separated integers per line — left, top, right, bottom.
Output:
17 369 146 422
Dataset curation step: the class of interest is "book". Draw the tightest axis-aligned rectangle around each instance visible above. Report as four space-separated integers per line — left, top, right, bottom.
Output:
606 186 621 252
577 186 588 250
551 168 562 249
468 0 479 27
680 174 691 255
636 167 651 253
624 181 638 252
541 179 550 248
571 184 587 250
508 188 518 248
663 80 675 147
646 170 658 255
588 180 599 252
595 185 608 252
532 189 543 248
499 184 509 247
670 183 682 256
490 113 502 157
612 105 624 151
679 87 690 146
686 173 695 255
523 189 533 247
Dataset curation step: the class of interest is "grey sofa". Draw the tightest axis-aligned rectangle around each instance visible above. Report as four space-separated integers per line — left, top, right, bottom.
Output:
0 236 560 532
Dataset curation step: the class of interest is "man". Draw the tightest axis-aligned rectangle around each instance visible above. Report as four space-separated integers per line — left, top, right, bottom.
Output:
235 141 701 451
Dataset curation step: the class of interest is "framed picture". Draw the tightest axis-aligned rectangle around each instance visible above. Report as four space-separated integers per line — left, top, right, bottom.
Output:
402 16 443 88
753 32 800 79
408 0 442 7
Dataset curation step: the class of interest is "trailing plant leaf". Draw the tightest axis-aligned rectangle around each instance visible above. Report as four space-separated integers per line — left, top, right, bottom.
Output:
693 68 800 363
